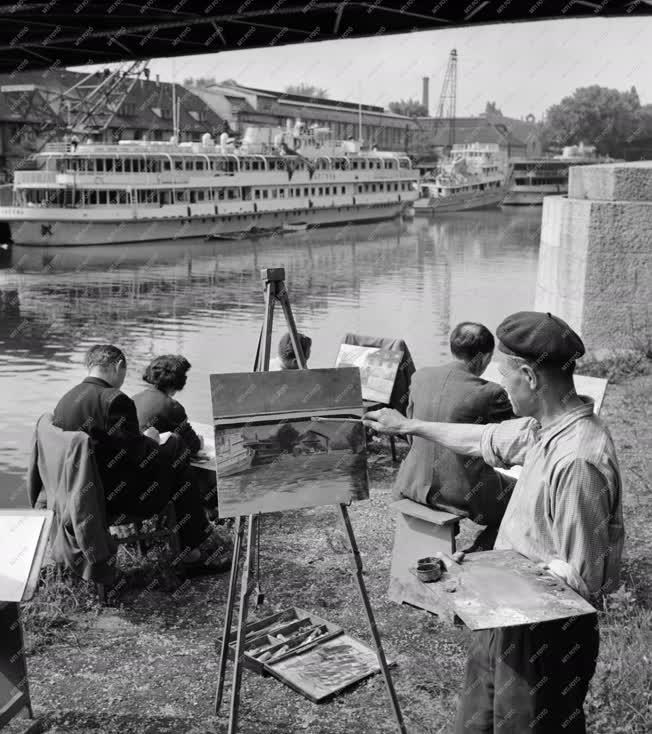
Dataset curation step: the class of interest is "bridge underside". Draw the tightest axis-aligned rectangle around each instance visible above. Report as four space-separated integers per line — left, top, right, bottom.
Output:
0 0 650 73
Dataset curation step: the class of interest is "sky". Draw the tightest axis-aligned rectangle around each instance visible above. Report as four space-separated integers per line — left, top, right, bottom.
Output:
72 16 652 120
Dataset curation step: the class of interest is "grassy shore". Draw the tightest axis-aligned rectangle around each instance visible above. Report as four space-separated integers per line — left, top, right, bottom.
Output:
16 370 652 734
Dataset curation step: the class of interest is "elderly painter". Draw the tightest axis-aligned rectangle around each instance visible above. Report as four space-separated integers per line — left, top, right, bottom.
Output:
364 311 624 734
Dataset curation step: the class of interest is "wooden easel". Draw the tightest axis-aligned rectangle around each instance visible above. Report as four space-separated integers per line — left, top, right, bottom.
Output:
214 268 406 734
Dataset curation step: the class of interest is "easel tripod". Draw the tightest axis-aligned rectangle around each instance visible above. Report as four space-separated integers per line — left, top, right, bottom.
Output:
214 267 407 733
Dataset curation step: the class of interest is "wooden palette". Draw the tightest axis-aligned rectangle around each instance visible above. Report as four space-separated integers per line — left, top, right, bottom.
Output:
416 550 596 630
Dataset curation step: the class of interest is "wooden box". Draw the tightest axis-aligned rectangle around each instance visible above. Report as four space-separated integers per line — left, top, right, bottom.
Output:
217 608 385 702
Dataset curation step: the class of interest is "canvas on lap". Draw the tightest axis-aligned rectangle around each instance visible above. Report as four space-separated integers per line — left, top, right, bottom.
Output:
210 368 369 518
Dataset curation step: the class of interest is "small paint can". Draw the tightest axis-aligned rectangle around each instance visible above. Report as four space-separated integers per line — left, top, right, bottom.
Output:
416 558 444 583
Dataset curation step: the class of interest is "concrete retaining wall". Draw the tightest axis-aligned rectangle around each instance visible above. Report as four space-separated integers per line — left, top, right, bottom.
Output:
535 162 652 354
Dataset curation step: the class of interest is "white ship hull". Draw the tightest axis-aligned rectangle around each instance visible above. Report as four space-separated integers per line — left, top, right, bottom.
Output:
1 200 408 246
414 186 506 214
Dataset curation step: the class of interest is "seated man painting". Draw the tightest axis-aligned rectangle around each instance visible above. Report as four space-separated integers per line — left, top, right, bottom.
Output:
53 344 228 576
394 322 515 550
269 332 312 371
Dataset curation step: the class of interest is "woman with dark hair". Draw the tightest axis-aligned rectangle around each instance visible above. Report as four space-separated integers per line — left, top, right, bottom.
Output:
132 354 203 455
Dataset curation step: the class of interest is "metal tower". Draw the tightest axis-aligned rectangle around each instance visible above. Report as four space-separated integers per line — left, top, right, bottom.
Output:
1 60 150 157
434 48 458 150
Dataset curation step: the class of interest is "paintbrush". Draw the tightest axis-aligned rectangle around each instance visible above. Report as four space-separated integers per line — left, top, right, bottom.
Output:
310 416 361 423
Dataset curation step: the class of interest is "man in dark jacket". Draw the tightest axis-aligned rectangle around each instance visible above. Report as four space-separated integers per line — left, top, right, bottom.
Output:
53 344 223 573
394 322 514 549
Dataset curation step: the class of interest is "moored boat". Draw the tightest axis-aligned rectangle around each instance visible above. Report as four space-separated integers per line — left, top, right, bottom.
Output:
501 143 610 206
0 120 418 247
414 143 507 214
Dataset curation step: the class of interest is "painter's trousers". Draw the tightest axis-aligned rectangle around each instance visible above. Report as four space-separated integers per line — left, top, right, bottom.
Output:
454 613 599 734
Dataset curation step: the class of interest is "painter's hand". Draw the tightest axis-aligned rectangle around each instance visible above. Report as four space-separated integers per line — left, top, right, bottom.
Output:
143 426 160 444
363 408 409 435
538 559 589 598
435 551 466 570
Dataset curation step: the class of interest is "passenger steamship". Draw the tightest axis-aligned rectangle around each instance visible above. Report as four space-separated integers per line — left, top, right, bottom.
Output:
0 120 418 247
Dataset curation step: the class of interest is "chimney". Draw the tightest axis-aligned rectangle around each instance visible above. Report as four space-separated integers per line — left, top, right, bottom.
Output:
422 76 429 114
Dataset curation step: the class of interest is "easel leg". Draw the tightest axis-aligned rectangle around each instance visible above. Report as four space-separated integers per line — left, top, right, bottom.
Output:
338 504 407 734
228 514 258 734
214 515 245 715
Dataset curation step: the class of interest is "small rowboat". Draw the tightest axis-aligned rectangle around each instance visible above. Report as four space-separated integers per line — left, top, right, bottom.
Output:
282 221 308 232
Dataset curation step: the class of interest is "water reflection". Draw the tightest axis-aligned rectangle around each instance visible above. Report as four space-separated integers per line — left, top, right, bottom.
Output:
0 210 541 505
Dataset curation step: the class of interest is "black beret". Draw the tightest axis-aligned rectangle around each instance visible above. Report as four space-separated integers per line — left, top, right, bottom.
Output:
496 311 585 367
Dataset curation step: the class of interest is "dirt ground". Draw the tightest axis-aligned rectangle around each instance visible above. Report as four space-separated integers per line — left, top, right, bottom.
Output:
15 372 652 734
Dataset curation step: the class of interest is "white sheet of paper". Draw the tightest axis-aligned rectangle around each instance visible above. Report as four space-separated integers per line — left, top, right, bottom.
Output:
0 515 45 602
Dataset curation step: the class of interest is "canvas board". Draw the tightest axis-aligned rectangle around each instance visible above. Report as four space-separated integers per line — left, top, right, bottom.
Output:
267 633 382 702
334 344 403 404
210 368 369 518
0 513 46 602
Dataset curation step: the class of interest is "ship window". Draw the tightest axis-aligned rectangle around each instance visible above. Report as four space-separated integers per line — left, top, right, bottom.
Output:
262 190 268 199
268 160 275 171
118 191 128 205
175 190 185 203
379 183 383 191
124 159 132 173
272 190 277 199
372 184 376 192
254 190 260 199
311 187 315 195
197 160 204 170
163 159 171 171
352 161 358 170
279 189 285 198
318 187 323 195
304 188 309 196
228 189 236 200
175 159 183 170
358 185 362 193
325 187 329 195
341 186 345 194
189 190 197 203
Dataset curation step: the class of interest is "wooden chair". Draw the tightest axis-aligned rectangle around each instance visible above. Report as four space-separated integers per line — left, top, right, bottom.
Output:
388 498 461 618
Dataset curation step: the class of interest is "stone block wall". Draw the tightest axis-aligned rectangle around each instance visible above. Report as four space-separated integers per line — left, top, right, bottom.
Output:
535 162 652 354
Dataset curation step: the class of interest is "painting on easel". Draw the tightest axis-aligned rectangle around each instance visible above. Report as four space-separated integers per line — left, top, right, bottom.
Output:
210 368 369 517
335 344 403 404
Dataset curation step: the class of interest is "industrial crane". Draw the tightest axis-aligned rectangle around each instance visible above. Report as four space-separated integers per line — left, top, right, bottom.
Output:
433 48 458 151
0 59 151 159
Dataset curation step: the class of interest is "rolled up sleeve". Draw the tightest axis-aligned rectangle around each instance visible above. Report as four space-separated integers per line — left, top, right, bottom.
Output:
550 459 618 601
480 417 539 469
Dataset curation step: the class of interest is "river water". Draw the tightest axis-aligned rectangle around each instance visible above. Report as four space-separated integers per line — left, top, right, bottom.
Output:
0 209 541 506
